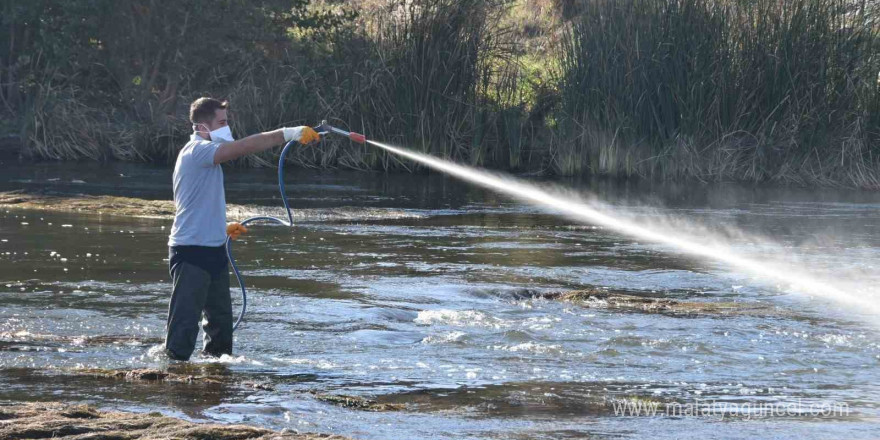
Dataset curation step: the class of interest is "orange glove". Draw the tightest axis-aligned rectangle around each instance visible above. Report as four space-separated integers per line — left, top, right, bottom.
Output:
281 126 321 145
299 126 320 145
226 222 248 240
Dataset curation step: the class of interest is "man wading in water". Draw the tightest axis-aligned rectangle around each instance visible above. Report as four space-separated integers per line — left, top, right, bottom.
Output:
164 97 320 361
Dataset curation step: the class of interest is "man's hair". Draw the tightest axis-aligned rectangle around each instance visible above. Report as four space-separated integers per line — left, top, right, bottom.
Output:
189 97 228 124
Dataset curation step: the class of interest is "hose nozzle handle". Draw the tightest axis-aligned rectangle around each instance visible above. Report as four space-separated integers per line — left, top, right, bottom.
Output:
316 120 367 144
313 120 330 136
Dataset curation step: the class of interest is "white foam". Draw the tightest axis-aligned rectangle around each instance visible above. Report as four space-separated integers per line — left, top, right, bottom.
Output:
420 331 468 344
273 357 339 369
414 309 509 328
490 342 563 354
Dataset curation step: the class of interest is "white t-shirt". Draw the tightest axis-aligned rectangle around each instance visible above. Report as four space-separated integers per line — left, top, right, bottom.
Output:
167 134 227 247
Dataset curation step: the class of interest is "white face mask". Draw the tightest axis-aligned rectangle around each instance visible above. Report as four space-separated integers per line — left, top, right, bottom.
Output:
194 123 235 142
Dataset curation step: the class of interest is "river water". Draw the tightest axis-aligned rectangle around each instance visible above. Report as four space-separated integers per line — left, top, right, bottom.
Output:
0 162 878 439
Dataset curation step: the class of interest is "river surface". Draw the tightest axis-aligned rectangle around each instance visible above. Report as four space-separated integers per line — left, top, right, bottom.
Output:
1 162 879 439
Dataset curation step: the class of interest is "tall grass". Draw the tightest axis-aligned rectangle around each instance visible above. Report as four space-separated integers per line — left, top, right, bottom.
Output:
556 0 880 186
332 0 516 168
185 0 519 171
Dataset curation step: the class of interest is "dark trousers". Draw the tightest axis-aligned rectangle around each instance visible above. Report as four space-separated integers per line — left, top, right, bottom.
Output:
164 249 233 361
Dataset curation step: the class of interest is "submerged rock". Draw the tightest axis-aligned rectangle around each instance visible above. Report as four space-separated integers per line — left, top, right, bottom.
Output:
0 402 349 439
23 367 401 413
312 393 406 412
243 381 277 391
543 287 784 317
74 368 401 411
77 367 228 385
0 331 163 348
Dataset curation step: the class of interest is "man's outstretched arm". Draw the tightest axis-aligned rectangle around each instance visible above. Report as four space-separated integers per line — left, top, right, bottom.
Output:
213 127 320 165
212 130 284 165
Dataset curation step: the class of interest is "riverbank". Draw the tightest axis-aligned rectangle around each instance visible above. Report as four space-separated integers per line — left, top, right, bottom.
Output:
4 0 878 188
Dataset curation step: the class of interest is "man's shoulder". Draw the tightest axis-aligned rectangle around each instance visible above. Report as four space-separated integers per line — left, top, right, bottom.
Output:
178 138 222 168
182 138 216 151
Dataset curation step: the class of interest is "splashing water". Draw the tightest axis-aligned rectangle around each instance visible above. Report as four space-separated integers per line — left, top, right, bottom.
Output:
367 140 880 319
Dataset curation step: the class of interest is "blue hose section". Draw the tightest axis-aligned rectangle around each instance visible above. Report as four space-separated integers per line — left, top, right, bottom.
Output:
226 139 298 331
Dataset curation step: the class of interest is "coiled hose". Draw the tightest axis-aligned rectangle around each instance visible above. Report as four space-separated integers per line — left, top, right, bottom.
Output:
226 139 297 331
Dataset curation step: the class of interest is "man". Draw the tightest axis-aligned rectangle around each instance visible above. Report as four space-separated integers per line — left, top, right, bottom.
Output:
164 97 319 361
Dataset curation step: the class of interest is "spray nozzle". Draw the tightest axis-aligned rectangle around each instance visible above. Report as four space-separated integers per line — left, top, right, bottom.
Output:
315 120 367 144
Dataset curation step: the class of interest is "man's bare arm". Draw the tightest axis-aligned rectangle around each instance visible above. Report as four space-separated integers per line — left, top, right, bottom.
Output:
213 129 285 165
